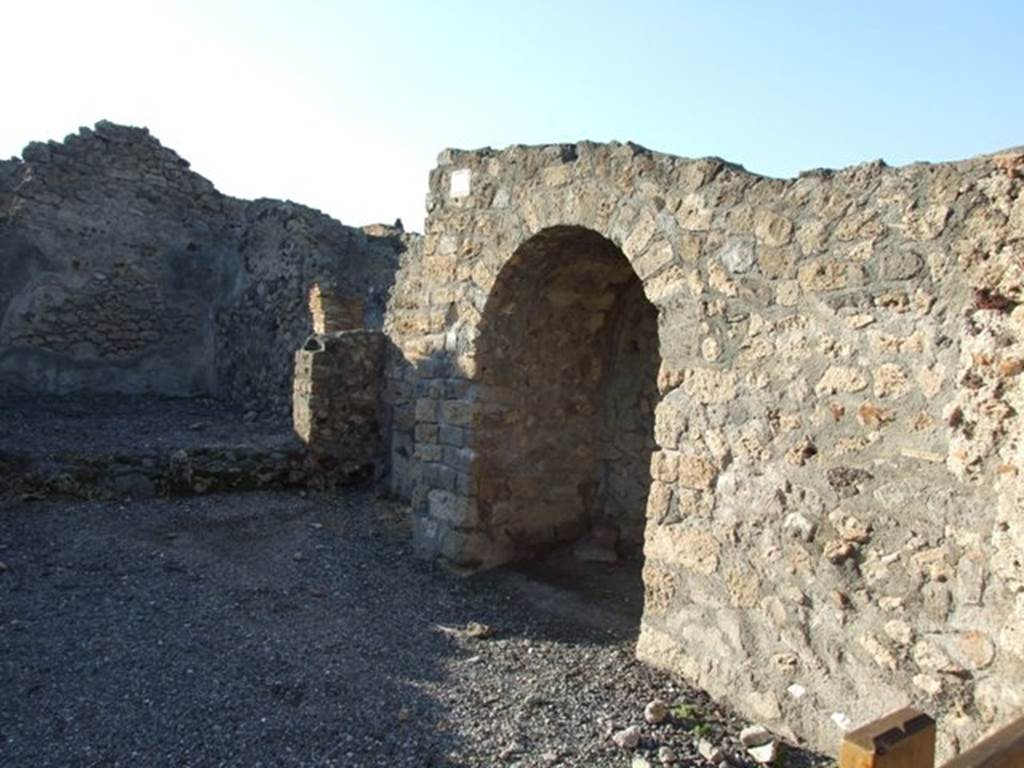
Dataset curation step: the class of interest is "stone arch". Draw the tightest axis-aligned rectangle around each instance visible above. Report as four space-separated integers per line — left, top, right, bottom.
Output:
401 145 1024 756
466 225 662 567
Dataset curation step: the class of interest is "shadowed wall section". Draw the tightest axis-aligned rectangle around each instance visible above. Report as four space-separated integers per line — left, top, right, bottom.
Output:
0 122 407 412
472 226 659 561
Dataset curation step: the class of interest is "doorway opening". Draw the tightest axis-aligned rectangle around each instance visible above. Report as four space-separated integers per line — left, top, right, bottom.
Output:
473 226 661 625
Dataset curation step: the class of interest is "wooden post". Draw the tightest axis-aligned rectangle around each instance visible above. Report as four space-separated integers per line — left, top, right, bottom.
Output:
942 716 1024 768
840 708 937 768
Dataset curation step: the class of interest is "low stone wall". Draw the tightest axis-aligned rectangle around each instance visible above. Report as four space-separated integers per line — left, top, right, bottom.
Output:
1 442 312 500
385 141 1024 758
293 330 386 483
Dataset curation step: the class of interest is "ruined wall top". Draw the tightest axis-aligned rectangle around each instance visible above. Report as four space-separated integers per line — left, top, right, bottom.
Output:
423 139 1023 268
12 121 225 217
0 121 412 407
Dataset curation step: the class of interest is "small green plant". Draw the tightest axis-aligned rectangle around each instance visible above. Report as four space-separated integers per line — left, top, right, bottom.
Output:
671 703 701 721
671 702 712 738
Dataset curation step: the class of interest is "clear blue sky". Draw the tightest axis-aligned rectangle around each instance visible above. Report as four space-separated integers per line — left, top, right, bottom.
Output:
4 1 1022 231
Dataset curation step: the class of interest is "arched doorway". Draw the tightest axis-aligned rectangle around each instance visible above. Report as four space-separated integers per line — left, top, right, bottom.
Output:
472 226 661 577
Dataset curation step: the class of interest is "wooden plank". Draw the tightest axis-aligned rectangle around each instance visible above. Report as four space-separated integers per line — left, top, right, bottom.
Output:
942 717 1024 768
840 708 937 768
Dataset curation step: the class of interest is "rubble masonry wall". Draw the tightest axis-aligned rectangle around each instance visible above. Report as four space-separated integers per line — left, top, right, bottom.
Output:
0 121 409 414
383 142 1024 757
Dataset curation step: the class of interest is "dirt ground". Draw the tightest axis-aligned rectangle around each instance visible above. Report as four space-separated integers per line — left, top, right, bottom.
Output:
0 489 829 767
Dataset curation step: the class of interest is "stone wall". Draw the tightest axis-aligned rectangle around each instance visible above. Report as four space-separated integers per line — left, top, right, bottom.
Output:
0 121 410 412
214 205 407 413
381 221 435 501
293 330 386 483
6 118 1022 760
385 142 1024 758
308 284 364 334
597 274 661 548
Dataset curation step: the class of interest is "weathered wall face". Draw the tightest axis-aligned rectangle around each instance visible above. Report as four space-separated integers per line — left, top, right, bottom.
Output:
214 207 405 413
0 121 409 412
385 142 1024 757
598 274 660 548
293 329 386 482
0 122 231 396
457 225 658 563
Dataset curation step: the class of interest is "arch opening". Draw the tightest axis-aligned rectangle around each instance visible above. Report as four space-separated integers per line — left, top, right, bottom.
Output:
473 226 661 581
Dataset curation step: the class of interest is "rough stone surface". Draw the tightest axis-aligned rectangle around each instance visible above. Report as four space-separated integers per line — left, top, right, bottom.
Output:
385 140 1024 759
5 121 1024 762
645 698 670 724
0 121 412 414
293 329 386 481
612 725 642 750
739 725 773 747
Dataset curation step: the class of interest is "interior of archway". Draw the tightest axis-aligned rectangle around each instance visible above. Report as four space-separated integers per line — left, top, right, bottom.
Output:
474 226 660 588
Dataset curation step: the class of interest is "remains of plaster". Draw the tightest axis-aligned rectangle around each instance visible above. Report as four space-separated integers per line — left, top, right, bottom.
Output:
0 122 412 413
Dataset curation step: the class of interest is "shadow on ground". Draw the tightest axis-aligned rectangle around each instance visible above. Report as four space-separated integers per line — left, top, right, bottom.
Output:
0 489 830 768
1 491 467 767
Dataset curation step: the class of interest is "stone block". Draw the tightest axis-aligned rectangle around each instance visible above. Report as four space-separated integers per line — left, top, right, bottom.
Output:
415 398 439 423
427 489 477 526
440 400 474 426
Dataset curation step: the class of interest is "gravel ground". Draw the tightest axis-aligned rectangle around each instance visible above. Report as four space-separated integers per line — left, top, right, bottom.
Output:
0 489 830 767
0 395 292 460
